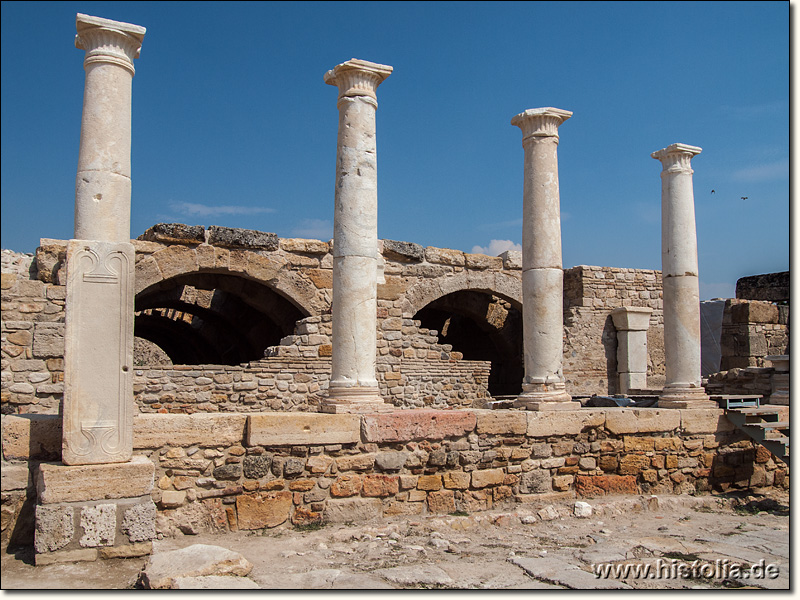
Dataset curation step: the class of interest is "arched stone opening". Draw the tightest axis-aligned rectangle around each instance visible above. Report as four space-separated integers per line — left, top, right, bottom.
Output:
135 272 309 366
413 290 523 397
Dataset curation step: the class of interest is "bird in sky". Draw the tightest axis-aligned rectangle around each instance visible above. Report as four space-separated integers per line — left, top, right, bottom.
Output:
741 196 748 200
711 189 715 194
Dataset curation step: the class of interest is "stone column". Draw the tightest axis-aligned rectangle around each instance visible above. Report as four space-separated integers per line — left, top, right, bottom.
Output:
321 59 393 413
74 13 145 242
611 307 653 394
62 15 145 465
652 143 712 408
511 108 580 410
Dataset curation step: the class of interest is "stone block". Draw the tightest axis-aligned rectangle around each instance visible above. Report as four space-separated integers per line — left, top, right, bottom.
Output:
335 453 375 472
604 409 680 435
247 413 360 446
417 475 443 491
34 505 74 553
730 301 779 324
32 323 65 358
330 475 363 498
442 471 471 490
134 414 246 448
140 223 205 245
382 239 424 262
474 410 527 435
623 436 655 452
427 490 456 513
520 470 552 494
36 456 154 504
424 247 465 266
35 548 97 566
280 238 330 254
139 544 253 589
2 411 62 461
618 455 651 475
160 491 187 508
471 468 505 489
242 455 272 479
99 541 153 559
324 498 383 523
207 226 278 250
122 500 157 542
79 504 116 547
1 463 31 491
235 491 292 529
526 410 605 437
362 474 399 497
680 409 736 434
361 410 476 443
575 475 638 497
374 451 408 471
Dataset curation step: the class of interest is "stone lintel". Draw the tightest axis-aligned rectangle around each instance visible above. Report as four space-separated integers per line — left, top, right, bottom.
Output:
247 413 361 446
36 455 154 504
679 409 736 434
610 306 653 331
474 410 528 435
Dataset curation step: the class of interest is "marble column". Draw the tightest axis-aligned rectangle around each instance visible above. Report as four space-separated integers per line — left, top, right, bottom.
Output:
321 59 393 413
62 15 145 464
652 143 712 408
611 306 653 394
511 108 580 410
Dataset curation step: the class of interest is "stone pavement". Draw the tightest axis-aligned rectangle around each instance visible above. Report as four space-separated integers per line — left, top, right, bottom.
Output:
2 491 789 590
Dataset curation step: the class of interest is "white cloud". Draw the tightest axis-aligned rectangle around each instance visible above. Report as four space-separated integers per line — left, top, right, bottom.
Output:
291 219 332 240
471 239 522 256
168 200 276 217
731 158 789 183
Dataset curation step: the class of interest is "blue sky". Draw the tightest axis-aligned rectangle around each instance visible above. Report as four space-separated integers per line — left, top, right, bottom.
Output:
1 1 789 299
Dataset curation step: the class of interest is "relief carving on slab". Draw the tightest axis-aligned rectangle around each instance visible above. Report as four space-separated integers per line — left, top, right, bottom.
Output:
63 241 134 464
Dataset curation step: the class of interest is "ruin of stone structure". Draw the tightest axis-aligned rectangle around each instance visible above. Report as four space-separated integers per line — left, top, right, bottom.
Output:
0 13 789 565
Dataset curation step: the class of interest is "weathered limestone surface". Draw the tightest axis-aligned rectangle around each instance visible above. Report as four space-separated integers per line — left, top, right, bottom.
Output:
63 240 135 464
36 455 154 504
652 144 711 409
247 413 360 446
361 410 476 443
323 59 392 412
133 413 247 448
139 544 253 589
511 108 577 410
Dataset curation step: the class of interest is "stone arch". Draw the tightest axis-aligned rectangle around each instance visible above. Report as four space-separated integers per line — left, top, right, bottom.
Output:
403 271 524 397
400 270 522 317
134 245 328 316
133 245 323 365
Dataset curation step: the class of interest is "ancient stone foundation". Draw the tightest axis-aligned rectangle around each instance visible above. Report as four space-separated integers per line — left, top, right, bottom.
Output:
2 407 788 550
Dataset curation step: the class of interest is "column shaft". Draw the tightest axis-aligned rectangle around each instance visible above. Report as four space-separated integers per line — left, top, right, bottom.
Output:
322 59 392 413
652 143 712 408
511 108 579 410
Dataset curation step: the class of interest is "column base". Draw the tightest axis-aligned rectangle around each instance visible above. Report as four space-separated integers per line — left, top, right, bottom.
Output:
514 384 580 411
321 386 393 414
658 385 713 409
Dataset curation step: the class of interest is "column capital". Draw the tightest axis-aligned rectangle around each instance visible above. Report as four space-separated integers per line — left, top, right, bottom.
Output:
511 107 572 143
651 143 702 174
75 13 145 75
610 306 653 331
324 58 393 104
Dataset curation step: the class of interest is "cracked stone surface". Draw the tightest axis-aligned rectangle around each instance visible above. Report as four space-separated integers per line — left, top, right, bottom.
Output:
4 491 789 589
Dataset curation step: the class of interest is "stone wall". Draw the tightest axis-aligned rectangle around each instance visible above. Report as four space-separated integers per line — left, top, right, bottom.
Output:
736 271 789 303
720 299 789 370
563 266 664 395
1 407 788 547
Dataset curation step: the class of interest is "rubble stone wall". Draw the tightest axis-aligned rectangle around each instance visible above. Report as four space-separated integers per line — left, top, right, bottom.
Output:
720 299 789 370
2 407 788 546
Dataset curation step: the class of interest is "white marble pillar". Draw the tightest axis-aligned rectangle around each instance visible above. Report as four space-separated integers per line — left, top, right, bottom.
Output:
74 14 145 242
322 59 392 413
652 143 712 408
611 306 653 394
511 108 580 410
62 15 144 464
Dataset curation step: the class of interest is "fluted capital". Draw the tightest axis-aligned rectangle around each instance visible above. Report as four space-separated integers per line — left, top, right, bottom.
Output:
511 107 572 144
324 58 393 104
651 143 702 175
75 14 145 75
